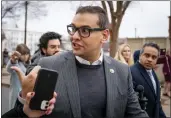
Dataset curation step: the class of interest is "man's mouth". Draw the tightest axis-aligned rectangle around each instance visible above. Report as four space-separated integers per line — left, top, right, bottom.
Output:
72 43 82 49
145 63 152 67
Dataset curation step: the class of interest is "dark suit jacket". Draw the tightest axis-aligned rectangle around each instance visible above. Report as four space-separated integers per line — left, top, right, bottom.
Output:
25 50 45 75
130 62 166 118
2 51 148 118
133 50 140 63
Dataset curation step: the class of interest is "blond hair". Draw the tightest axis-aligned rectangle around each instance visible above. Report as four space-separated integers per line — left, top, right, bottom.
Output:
114 44 134 66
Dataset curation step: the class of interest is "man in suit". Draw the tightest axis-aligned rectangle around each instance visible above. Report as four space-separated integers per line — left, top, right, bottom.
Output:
130 43 166 118
2 6 148 118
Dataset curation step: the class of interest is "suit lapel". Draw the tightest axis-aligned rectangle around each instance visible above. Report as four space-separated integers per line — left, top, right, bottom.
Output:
104 56 118 118
62 52 81 118
137 62 156 97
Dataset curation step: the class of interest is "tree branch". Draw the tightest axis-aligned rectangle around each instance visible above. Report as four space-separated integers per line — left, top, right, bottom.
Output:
2 1 20 19
116 1 123 17
122 1 131 15
107 1 116 20
101 1 109 20
101 1 107 12
107 1 114 13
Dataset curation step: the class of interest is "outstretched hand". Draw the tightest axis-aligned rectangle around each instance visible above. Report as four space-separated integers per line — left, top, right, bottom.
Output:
11 65 41 99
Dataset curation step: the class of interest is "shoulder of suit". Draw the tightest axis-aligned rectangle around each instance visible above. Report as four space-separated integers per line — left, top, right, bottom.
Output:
39 51 71 65
104 55 129 70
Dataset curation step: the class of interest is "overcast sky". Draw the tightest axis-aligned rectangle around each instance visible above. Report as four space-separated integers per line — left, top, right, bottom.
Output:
5 1 170 38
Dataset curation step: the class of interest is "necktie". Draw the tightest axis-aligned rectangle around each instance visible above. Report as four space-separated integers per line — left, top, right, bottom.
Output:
147 70 156 94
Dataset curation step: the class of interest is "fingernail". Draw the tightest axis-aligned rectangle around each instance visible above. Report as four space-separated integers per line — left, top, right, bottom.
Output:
48 102 52 106
31 92 34 96
47 110 51 115
45 110 50 115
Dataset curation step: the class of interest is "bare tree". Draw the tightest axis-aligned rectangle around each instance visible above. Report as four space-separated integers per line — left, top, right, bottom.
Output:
101 1 131 57
1 1 21 20
1 1 47 44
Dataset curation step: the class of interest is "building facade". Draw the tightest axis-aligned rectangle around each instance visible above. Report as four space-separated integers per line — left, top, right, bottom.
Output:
2 28 43 55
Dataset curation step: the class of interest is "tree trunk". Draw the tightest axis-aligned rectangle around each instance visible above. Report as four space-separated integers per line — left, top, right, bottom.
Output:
24 1 28 45
101 1 131 57
110 21 119 57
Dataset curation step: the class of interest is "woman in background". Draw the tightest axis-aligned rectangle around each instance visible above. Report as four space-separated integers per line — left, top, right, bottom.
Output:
163 50 171 97
6 44 30 109
114 43 134 66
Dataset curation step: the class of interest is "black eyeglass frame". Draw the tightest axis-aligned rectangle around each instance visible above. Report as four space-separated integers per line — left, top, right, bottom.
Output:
67 24 106 38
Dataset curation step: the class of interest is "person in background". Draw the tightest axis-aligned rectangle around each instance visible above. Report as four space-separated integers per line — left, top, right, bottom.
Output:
26 31 62 75
162 50 171 97
114 43 134 66
6 44 30 109
131 42 166 118
133 49 140 63
3 48 9 67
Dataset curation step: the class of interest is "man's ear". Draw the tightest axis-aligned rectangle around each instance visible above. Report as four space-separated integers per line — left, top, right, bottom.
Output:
101 29 110 43
42 48 46 54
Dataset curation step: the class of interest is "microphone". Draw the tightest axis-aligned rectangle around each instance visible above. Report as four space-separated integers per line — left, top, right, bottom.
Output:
135 85 148 110
135 85 144 99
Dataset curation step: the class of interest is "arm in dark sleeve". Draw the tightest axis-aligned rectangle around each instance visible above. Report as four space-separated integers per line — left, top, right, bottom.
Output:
25 63 37 75
25 56 41 75
2 105 28 118
124 68 149 118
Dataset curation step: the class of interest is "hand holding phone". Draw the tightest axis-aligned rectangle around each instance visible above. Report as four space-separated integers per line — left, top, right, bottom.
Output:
29 68 58 110
23 92 57 117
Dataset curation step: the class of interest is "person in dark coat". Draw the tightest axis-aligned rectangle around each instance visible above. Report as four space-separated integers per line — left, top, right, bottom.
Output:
131 43 166 118
133 49 140 63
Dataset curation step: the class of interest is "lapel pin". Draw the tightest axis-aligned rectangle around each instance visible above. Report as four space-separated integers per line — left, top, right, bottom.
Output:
110 69 114 73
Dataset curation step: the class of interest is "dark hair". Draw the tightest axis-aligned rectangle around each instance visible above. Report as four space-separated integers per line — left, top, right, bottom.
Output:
76 6 109 29
16 44 30 55
38 32 62 49
140 42 160 56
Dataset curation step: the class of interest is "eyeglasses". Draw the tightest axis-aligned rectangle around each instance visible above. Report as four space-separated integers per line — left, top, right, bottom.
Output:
67 24 105 38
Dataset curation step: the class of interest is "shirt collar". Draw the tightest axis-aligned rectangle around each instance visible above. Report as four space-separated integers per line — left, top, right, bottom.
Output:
139 61 152 73
146 69 152 73
75 50 103 65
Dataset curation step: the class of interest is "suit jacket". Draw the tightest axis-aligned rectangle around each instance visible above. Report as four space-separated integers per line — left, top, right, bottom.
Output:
25 50 45 75
130 62 166 118
133 50 140 63
2 51 148 118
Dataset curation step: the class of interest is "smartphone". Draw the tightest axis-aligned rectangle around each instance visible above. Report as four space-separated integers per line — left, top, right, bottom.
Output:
29 68 58 110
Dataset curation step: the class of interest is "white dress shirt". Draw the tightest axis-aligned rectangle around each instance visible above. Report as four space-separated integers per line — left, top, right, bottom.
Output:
75 50 103 65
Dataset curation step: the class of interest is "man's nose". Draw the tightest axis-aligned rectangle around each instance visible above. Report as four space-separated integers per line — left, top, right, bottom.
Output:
55 47 60 52
147 57 153 62
71 31 80 40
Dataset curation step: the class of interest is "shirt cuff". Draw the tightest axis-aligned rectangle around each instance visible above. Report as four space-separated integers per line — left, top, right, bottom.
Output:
18 91 26 104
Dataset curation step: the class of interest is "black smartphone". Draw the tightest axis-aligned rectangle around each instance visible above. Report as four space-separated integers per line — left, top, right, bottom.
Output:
29 68 58 110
